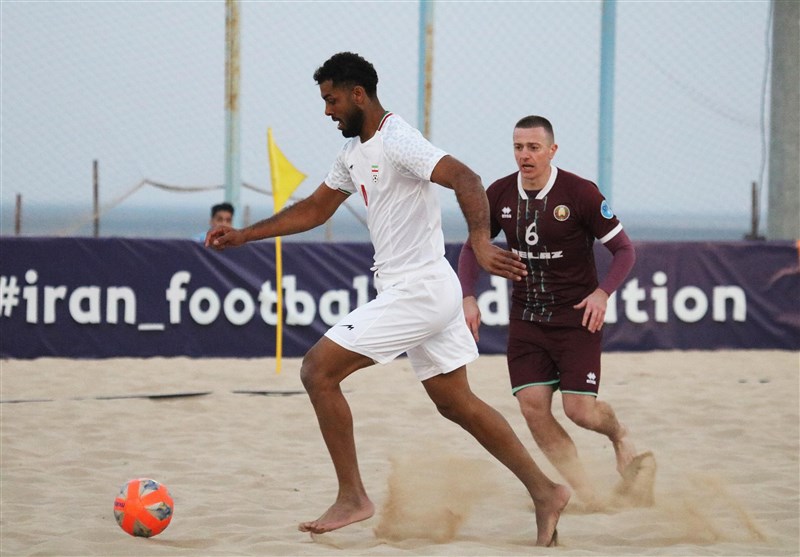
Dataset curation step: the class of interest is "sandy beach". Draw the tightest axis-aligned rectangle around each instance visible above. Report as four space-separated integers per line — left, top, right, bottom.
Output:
1 351 798 556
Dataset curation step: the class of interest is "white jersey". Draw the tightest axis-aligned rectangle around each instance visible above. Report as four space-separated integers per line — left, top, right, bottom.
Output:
325 112 447 275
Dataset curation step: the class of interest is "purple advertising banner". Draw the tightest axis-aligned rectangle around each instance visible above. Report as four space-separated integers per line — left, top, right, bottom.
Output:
1 238 798 359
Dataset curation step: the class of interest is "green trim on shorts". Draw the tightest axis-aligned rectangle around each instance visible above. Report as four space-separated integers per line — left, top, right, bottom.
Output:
561 389 598 397
511 380 559 395
512 382 599 397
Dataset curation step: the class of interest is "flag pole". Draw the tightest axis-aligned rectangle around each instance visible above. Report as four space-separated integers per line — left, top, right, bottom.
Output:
267 128 306 374
274 235 284 373
417 0 435 139
224 0 242 226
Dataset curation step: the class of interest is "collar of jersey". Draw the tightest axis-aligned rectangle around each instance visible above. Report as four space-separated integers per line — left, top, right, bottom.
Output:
517 165 558 200
377 111 393 130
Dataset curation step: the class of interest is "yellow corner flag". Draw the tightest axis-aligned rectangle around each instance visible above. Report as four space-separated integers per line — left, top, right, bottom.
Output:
268 128 306 212
267 128 306 373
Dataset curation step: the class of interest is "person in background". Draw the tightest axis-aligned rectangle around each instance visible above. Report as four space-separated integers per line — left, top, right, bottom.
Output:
210 202 234 228
206 53 568 546
196 202 234 241
459 115 651 509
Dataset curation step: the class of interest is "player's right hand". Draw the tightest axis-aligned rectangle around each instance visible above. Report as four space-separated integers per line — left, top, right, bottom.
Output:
462 296 482 342
205 225 245 250
472 241 528 281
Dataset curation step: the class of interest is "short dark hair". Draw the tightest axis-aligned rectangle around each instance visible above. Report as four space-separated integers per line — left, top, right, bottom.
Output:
313 52 379 97
211 202 234 217
515 115 555 142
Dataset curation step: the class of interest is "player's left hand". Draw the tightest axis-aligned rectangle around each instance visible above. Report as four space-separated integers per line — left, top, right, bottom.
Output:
574 288 609 333
471 241 528 281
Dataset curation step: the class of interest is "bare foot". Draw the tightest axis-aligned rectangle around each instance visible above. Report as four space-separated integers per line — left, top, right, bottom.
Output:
534 483 571 547
613 451 657 507
299 497 375 534
612 424 637 475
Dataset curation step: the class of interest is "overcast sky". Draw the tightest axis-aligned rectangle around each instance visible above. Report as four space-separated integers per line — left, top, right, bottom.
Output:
1 1 772 235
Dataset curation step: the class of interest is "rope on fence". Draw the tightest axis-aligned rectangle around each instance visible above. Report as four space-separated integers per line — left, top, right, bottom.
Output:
54 178 367 236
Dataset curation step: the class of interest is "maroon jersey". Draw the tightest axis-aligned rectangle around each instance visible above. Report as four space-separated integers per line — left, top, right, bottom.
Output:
487 166 623 327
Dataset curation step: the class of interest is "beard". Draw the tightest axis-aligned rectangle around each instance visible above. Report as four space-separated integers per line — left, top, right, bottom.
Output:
339 107 365 138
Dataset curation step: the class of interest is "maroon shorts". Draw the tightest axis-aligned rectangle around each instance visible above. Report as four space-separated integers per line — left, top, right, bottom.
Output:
506 319 602 396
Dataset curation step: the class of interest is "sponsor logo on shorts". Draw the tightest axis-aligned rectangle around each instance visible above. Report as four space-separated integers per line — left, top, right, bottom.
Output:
586 372 597 385
340 324 355 330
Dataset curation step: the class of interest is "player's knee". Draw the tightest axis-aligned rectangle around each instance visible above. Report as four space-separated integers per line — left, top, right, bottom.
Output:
300 350 327 394
519 399 551 424
433 399 459 422
563 403 593 429
433 396 475 426
300 347 342 396
299 358 317 393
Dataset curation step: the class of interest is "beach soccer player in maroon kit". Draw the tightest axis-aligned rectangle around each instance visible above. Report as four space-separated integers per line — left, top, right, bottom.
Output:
459 115 650 508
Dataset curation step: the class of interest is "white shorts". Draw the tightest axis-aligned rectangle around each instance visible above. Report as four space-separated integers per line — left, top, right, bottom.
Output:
324 258 479 381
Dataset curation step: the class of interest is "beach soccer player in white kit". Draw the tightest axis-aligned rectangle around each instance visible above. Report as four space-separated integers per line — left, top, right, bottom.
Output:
206 51 570 546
